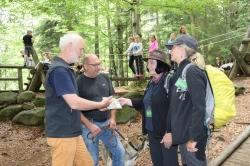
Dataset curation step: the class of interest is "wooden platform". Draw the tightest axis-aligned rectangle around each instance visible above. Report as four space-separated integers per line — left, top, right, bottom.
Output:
222 136 250 166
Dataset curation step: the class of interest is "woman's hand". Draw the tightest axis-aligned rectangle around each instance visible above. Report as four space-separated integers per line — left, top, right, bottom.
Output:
186 140 198 152
118 97 132 107
160 133 173 149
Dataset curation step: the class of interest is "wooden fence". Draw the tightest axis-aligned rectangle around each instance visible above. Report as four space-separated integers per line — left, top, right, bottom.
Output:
0 65 34 92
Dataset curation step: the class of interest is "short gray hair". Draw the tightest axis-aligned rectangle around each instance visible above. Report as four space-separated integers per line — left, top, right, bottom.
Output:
59 32 82 51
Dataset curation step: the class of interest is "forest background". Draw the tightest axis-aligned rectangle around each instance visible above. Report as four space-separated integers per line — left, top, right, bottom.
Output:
0 0 249 90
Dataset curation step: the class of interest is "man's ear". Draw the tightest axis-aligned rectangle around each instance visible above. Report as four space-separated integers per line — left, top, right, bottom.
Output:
81 64 87 72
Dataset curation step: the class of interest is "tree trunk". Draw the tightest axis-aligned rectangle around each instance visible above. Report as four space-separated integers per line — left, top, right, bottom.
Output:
132 0 141 36
117 23 125 86
106 0 118 85
94 0 99 56
156 12 160 48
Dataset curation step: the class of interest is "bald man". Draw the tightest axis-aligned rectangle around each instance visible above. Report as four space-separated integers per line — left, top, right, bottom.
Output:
45 33 112 166
77 54 125 166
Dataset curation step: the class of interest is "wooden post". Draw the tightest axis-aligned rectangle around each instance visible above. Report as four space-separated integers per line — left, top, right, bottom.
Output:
17 68 23 91
28 62 43 92
229 26 250 78
31 47 39 65
230 46 250 75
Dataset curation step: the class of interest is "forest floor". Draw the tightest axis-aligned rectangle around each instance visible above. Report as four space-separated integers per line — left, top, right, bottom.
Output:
0 77 250 166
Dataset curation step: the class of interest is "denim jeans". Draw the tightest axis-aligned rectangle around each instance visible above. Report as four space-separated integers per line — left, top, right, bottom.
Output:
81 120 125 166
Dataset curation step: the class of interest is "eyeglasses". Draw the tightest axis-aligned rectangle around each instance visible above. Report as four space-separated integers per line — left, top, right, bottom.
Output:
86 63 101 67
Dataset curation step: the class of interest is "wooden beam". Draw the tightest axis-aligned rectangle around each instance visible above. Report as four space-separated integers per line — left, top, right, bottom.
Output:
17 68 23 91
0 65 23 69
242 38 250 44
31 47 39 65
230 46 250 75
0 65 34 69
244 52 250 63
229 26 250 79
0 78 19 81
28 62 43 92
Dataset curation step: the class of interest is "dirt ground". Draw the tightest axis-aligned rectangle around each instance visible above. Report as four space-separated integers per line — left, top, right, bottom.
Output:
0 77 250 166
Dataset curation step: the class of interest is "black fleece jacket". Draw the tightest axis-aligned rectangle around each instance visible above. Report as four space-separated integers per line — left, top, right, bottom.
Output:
167 59 207 145
131 73 170 138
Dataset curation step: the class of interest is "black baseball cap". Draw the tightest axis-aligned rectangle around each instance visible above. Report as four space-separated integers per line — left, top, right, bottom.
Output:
165 35 198 51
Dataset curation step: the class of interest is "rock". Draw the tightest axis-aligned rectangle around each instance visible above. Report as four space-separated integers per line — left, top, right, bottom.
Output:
0 105 23 120
33 96 45 107
0 92 17 105
116 106 138 124
0 104 7 110
22 102 35 110
12 107 45 126
122 91 144 99
235 86 246 96
17 91 36 104
115 92 144 124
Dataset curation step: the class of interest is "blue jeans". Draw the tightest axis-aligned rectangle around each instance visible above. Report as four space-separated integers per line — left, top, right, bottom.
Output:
81 120 125 166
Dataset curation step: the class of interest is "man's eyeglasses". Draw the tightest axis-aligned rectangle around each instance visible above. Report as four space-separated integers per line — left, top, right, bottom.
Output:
86 63 101 67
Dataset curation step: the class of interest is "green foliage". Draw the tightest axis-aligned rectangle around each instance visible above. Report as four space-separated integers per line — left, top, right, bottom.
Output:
35 19 64 53
0 0 249 90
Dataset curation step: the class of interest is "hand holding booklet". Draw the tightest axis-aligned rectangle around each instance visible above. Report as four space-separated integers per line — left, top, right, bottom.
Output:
103 97 122 110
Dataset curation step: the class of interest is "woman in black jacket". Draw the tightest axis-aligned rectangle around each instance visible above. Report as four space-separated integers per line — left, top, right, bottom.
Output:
119 50 178 166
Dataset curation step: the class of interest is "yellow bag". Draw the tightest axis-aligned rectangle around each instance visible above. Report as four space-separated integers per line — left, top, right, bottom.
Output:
206 65 236 128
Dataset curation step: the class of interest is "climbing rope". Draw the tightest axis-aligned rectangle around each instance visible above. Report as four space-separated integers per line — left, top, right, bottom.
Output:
199 33 245 48
198 27 246 43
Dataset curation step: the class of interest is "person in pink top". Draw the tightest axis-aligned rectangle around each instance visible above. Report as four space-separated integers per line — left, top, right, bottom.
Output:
148 35 158 53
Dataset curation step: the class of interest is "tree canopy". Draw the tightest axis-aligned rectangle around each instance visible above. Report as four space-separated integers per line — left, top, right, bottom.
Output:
0 0 249 72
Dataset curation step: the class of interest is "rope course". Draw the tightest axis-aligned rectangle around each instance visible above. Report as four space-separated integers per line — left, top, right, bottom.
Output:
198 27 246 43
199 33 246 48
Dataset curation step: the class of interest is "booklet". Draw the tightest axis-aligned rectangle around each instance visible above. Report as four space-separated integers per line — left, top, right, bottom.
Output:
107 99 122 110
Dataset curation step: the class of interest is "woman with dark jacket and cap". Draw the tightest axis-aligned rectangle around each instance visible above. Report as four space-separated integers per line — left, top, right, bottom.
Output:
119 50 178 166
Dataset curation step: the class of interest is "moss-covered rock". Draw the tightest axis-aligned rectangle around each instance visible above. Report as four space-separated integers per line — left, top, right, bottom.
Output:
17 91 36 104
22 102 35 110
116 106 138 124
114 91 144 124
33 96 45 107
235 86 246 96
0 105 23 120
0 104 7 110
0 92 17 105
12 107 45 126
122 91 144 99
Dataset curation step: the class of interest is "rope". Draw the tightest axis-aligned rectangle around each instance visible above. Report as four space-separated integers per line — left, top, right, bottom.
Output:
198 28 246 43
199 33 245 48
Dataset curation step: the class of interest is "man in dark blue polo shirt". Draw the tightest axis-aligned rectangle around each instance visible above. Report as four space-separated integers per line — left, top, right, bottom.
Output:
45 33 112 166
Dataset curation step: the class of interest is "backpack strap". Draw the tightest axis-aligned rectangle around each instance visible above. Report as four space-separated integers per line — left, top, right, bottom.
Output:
181 63 195 80
164 70 174 95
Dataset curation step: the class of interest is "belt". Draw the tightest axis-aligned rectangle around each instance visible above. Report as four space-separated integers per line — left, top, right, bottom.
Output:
87 117 108 122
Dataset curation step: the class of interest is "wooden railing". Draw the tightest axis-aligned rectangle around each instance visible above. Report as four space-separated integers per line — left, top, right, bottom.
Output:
0 65 34 92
